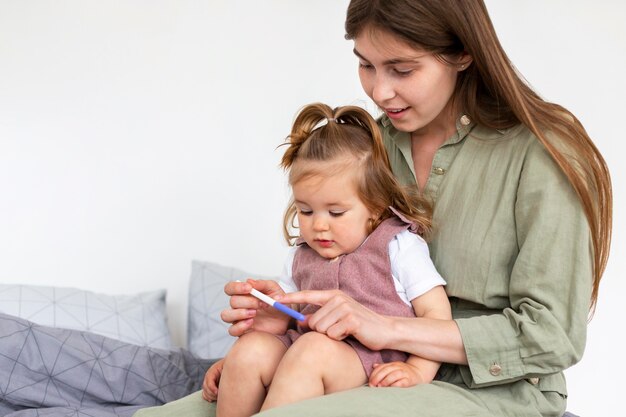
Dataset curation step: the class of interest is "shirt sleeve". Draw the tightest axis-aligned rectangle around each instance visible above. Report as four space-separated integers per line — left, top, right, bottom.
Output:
389 229 446 302
278 246 299 294
454 139 593 388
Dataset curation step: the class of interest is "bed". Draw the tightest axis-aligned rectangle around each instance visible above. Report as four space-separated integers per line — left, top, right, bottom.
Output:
0 260 257 417
0 260 580 417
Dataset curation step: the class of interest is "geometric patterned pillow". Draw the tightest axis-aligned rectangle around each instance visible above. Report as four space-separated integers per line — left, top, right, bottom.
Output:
186 260 278 359
0 283 172 350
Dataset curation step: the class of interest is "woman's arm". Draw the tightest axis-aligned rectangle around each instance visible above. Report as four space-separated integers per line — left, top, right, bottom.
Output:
277 289 467 365
449 138 592 388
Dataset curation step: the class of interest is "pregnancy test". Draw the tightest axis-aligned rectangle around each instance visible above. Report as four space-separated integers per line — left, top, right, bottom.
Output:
236 281 305 321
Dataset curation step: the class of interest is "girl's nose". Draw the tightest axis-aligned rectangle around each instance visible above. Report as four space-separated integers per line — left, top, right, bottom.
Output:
312 215 329 231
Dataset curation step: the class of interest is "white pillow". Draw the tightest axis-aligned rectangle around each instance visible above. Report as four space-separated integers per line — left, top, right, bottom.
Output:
0 284 172 350
187 260 278 359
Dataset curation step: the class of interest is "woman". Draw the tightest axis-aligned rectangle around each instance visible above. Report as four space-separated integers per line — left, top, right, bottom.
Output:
135 1 612 416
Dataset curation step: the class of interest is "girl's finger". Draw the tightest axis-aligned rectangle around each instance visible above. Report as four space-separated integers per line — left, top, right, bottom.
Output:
369 363 393 386
220 307 256 324
227 318 254 337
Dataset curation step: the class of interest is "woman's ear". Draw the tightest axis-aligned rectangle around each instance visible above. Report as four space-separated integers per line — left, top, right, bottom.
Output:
456 52 473 71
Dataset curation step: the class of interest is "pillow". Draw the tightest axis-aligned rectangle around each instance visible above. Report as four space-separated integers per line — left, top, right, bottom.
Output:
0 283 172 350
187 260 278 359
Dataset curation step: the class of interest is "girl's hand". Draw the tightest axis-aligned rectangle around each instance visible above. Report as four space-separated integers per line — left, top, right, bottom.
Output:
368 361 427 387
277 289 391 351
221 279 291 337
201 358 224 402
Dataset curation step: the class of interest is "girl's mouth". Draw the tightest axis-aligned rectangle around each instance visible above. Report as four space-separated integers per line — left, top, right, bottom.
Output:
316 240 334 248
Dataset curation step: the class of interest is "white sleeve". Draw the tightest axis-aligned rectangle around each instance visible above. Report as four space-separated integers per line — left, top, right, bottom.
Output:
389 229 446 303
278 246 299 294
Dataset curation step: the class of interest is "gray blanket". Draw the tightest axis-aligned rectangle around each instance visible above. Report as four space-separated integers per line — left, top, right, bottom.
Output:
0 313 215 417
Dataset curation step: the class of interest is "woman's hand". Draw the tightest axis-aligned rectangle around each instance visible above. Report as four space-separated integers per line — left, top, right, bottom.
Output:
201 358 224 402
277 289 391 351
221 279 291 337
368 361 428 388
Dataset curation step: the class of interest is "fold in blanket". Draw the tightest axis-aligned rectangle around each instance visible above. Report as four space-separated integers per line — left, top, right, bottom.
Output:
0 313 215 417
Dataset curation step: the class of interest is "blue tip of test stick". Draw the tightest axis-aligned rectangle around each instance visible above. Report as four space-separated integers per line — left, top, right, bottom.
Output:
274 302 306 321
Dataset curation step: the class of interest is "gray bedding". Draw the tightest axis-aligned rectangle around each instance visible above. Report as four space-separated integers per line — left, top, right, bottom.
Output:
0 313 215 417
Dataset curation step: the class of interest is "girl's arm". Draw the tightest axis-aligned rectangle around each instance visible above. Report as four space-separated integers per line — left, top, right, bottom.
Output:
369 285 452 387
221 247 298 336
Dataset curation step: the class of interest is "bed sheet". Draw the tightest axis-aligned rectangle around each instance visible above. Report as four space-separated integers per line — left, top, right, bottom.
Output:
0 313 215 417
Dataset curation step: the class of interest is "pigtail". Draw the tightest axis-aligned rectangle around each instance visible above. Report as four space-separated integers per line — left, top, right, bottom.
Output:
334 106 434 238
334 106 388 165
280 103 336 170
281 103 337 244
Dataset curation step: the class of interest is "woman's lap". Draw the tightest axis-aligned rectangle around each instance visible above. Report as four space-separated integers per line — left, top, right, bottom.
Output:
133 391 215 417
132 378 565 417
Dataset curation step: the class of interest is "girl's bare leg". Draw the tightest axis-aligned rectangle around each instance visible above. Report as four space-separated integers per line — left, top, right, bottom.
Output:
216 332 287 417
261 332 366 411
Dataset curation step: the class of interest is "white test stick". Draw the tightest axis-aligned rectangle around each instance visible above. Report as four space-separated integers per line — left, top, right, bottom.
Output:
236 281 305 321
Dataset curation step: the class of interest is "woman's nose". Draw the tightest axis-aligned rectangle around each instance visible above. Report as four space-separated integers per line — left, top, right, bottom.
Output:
371 74 396 103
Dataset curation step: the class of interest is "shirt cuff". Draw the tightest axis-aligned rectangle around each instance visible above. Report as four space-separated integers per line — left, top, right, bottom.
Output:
455 315 525 387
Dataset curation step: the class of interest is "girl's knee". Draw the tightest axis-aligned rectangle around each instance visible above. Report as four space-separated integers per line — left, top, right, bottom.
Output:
226 332 281 369
287 332 344 364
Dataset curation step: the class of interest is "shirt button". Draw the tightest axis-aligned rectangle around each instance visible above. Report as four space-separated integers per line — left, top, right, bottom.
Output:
529 377 540 385
433 167 446 175
489 363 502 376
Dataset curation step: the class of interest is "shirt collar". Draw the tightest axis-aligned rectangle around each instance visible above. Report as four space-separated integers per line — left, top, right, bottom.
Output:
380 113 476 148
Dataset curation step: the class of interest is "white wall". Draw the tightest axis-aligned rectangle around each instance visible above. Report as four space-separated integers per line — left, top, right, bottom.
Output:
0 1 623 415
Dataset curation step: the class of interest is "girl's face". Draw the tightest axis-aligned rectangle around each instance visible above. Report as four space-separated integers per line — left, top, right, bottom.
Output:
292 165 374 260
354 28 466 135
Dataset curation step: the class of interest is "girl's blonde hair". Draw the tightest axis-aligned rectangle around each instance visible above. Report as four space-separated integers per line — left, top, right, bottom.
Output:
345 0 612 312
280 102 432 244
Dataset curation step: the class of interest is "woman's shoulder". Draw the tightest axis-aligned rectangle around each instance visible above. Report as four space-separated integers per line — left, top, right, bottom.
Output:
469 123 556 159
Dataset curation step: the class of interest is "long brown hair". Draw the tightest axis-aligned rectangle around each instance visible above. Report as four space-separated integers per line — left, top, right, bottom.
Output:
345 0 612 312
281 102 432 244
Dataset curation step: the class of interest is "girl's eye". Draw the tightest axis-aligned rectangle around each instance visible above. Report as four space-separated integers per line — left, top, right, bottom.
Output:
299 209 312 216
330 211 346 217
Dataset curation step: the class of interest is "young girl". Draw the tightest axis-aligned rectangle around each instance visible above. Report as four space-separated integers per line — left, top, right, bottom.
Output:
212 102 451 417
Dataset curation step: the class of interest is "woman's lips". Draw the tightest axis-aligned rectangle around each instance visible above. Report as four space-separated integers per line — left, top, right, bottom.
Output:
385 107 409 120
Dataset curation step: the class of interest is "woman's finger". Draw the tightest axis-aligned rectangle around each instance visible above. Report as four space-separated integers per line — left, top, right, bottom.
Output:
306 294 359 335
277 289 340 306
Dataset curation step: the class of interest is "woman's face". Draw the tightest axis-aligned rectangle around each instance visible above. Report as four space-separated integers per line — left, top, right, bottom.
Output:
354 28 465 135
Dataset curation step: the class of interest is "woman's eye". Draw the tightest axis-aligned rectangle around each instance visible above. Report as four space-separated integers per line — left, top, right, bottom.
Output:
393 68 413 76
330 211 346 217
358 62 373 70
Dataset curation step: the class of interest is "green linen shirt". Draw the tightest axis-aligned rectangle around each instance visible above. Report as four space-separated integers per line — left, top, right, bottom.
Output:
380 115 592 397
